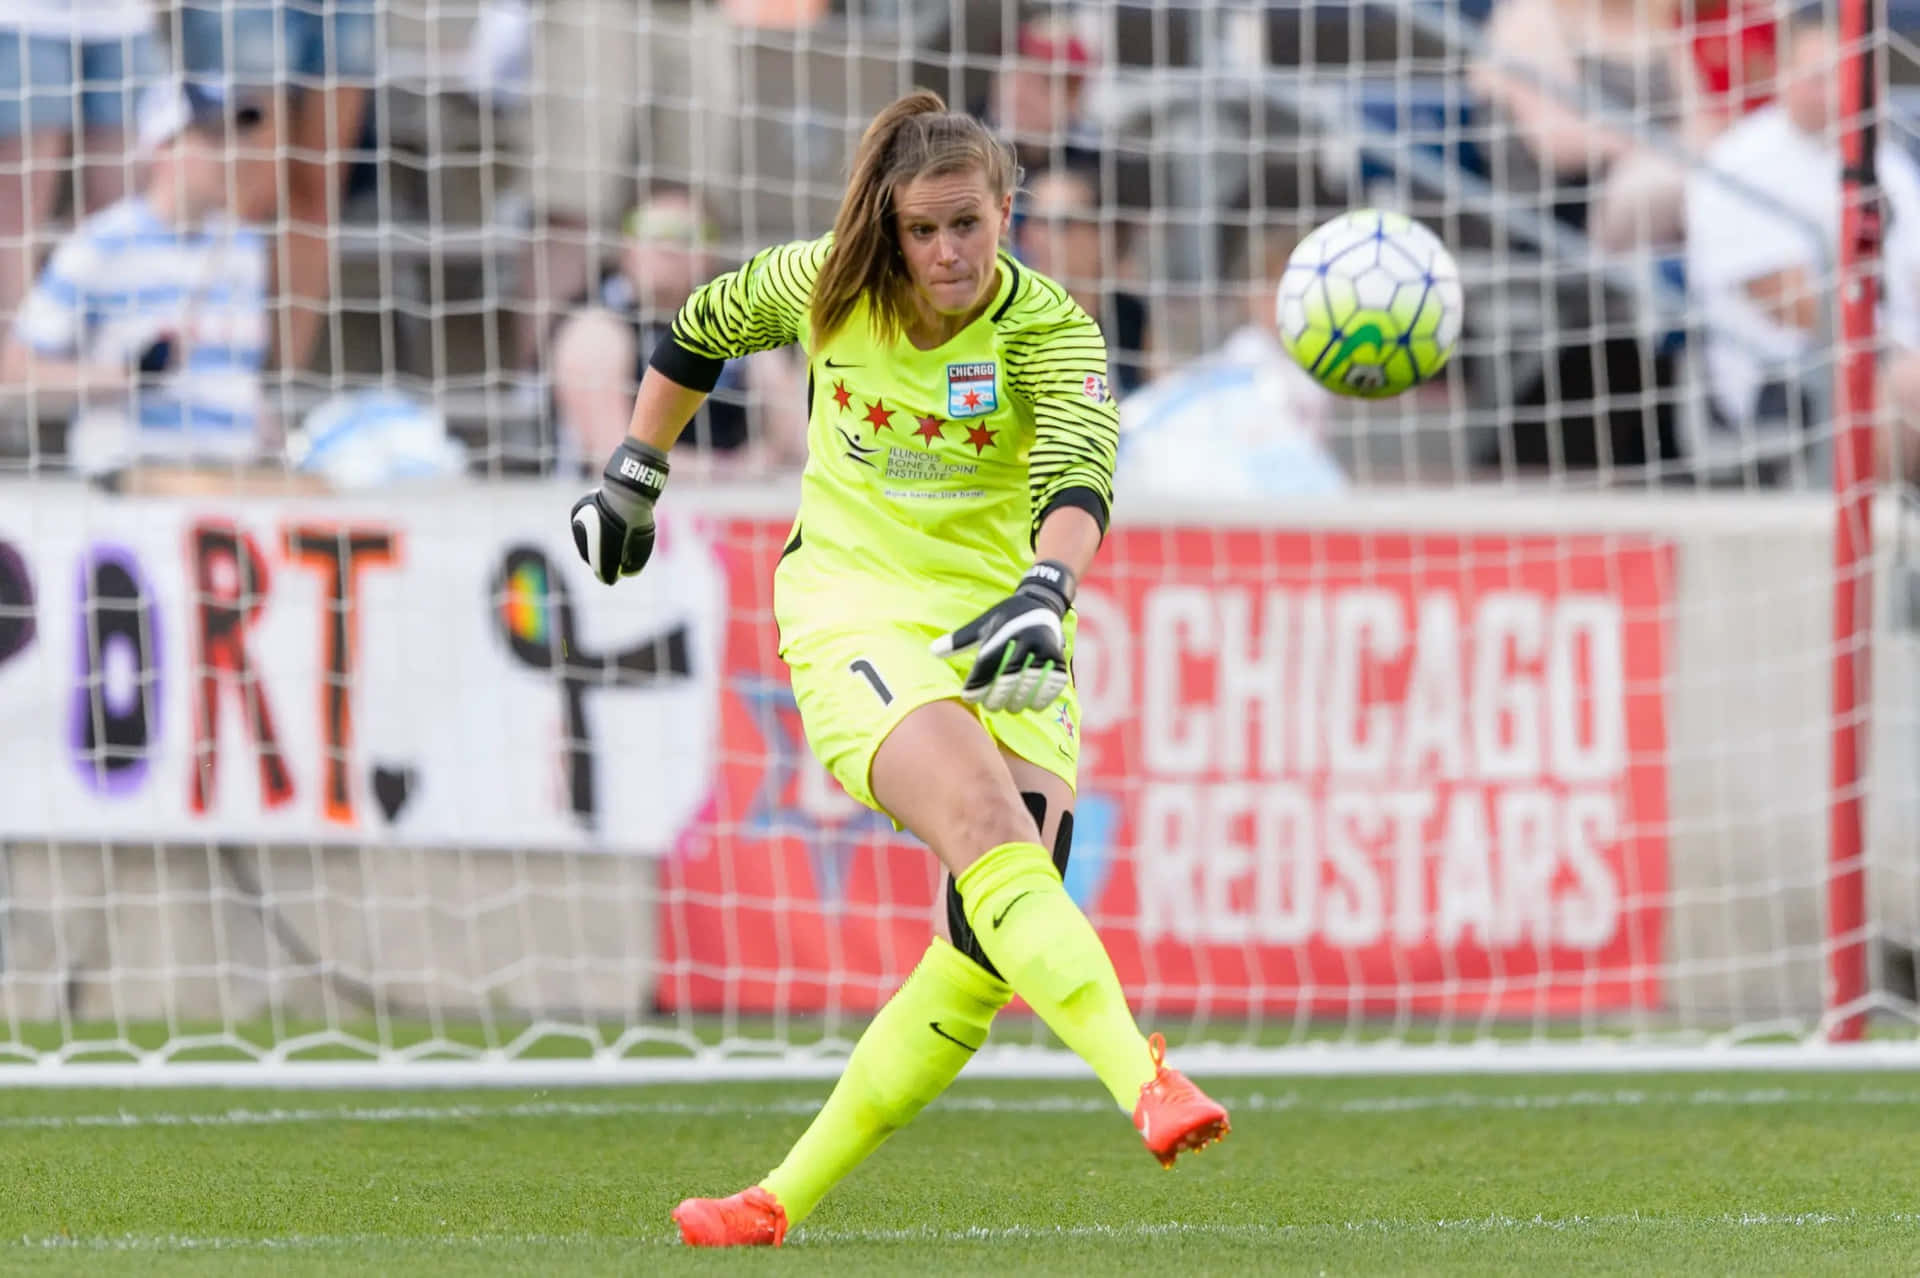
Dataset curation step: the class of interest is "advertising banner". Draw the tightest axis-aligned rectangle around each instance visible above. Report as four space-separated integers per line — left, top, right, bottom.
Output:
0 484 723 852
661 522 1673 1016
0 481 1672 1013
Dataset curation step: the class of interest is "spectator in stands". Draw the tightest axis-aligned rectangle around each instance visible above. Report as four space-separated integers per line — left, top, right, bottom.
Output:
549 187 805 473
170 0 378 373
1 80 276 478
1013 164 1149 395
1114 226 1345 499
1687 13 1920 482
0 1 162 337
511 1 729 370
1471 0 1713 251
982 11 1103 176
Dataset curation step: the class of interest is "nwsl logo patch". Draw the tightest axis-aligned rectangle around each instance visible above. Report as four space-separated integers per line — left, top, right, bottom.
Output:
947 362 998 418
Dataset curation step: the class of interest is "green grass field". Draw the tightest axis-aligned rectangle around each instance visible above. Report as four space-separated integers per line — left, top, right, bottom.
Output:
4 1071 1918 1276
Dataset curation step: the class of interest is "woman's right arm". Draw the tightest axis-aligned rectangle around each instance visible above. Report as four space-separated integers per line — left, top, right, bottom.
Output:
621 367 712 453
626 236 831 453
573 237 830 585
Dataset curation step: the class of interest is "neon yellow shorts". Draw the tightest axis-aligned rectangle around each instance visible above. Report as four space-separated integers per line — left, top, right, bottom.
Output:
778 617 1081 815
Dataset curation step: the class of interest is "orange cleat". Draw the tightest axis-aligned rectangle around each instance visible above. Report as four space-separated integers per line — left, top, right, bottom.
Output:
1132 1032 1231 1169
671 1185 789 1247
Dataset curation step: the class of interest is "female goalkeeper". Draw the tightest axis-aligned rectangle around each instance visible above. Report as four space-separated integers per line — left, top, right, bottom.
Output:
571 90 1230 1248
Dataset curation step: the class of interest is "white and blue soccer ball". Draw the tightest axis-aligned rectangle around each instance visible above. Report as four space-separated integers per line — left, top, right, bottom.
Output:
1276 209 1464 398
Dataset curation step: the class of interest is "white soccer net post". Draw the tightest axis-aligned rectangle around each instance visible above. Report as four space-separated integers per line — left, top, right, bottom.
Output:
0 0 1917 1086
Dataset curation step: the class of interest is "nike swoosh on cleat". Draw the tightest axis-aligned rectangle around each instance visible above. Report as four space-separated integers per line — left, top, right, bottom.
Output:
990 890 1034 930
928 1021 981 1053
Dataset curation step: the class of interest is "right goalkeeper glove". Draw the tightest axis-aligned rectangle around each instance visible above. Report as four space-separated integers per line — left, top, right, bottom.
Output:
930 560 1075 713
571 438 670 585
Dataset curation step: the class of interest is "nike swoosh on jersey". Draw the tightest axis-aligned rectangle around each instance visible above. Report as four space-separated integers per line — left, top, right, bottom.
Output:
823 356 863 369
928 1021 982 1053
991 890 1035 929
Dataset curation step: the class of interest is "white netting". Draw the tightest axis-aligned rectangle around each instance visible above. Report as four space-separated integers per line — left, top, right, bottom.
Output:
0 0 1918 1082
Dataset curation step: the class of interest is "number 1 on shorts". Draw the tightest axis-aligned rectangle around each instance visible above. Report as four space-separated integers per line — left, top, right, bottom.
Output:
848 659 893 705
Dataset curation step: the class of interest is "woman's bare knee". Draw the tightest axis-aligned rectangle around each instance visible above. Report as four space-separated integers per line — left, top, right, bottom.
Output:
870 700 1037 876
1001 749 1072 852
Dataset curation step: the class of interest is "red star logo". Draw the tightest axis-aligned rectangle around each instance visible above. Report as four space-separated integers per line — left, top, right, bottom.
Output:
964 422 998 455
914 414 945 444
831 379 852 412
963 389 983 410
863 399 895 433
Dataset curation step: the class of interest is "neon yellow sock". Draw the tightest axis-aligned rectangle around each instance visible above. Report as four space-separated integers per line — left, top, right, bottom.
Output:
758 937 1009 1227
955 841 1158 1112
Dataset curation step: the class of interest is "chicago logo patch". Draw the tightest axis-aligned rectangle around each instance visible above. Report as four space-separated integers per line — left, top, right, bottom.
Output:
946 361 998 418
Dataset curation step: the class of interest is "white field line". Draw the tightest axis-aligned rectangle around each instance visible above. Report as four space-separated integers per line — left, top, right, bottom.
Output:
811 1213 1920 1243
5 1085 1920 1131
14 1213 1920 1253
13 1234 595 1253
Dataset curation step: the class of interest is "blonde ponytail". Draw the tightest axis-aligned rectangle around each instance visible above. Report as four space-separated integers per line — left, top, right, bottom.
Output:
810 90 1019 346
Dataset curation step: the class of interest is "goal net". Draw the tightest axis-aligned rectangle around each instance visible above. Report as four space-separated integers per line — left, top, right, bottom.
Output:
0 0 1916 1084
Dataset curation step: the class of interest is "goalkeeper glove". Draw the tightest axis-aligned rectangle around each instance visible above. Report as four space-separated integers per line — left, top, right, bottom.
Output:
930 560 1076 713
572 438 670 585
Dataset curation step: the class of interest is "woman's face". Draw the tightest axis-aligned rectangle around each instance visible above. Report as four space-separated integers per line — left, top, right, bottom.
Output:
893 167 1012 317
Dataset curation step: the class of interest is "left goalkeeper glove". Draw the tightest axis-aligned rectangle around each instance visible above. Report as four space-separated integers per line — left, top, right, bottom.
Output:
930 560 1075 713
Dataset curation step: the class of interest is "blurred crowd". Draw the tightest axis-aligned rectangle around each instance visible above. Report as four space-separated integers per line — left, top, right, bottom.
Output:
0 0 1910 497
1473 0 1920 486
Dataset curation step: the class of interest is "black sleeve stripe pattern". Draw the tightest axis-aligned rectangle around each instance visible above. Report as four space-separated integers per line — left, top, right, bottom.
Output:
999 265 1119 539
667 236 829 366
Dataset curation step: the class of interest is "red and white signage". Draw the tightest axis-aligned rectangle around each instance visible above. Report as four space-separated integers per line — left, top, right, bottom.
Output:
0 478 1673 1013
661 523 1673 1017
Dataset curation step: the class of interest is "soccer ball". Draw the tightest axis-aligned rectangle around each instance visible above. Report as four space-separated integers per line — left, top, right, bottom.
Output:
1276 209 1464 398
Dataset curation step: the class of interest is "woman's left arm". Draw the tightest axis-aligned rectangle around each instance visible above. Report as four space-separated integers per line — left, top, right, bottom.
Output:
1032 504 1103 585
1010 305 1120 562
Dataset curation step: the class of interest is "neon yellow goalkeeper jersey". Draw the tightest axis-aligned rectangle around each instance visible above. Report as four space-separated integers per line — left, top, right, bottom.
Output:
652 235 1119 633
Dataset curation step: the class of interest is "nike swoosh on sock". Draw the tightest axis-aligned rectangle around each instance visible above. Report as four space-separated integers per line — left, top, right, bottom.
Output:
928 1021 981 1053
991 890 1034 930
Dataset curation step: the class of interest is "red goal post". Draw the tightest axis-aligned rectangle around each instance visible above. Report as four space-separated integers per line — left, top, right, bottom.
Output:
1828 0 1883 1044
